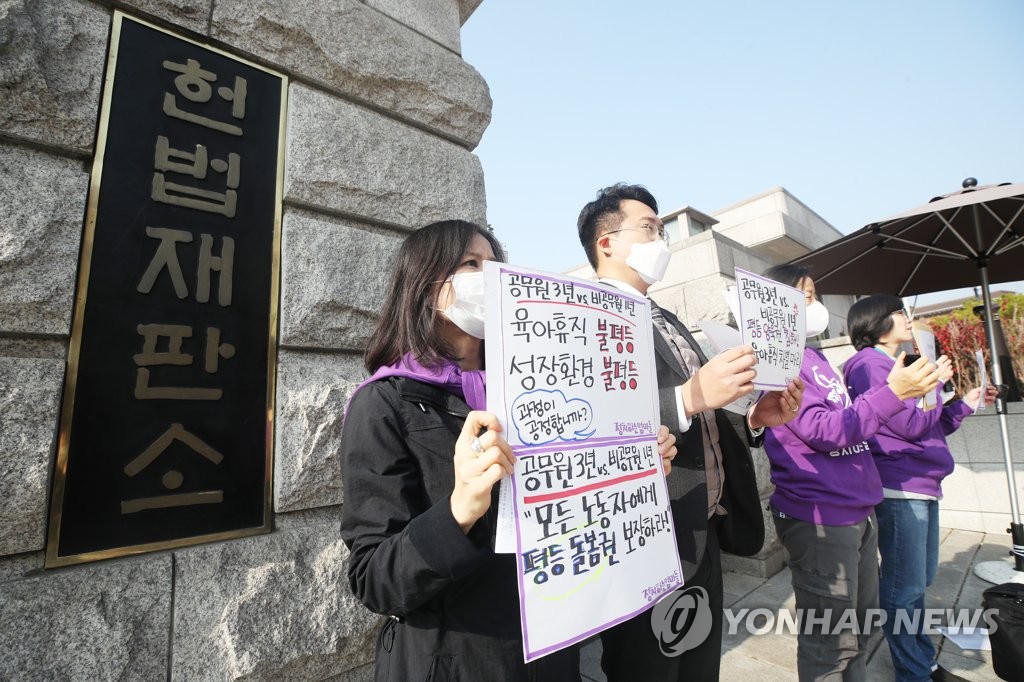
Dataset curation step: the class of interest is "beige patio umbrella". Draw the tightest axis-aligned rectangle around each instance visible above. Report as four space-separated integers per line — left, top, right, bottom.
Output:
787 178 1024 580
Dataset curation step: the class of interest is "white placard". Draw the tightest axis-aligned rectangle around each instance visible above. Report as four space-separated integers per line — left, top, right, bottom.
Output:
915 328 937 361
484 262 683 662
700 319 741 354
913 328 938 411
975 349 989 411
723 285 740 321
734 268 806 390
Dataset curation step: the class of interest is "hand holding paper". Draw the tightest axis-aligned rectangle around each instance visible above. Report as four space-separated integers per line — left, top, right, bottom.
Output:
699 318 804 421
451 411 514 534
749 378 806 429
966 385 999 411
699 320 760 416
681 345 757 416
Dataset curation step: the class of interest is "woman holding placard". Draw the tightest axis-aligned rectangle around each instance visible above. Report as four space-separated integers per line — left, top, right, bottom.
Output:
843 294 995 682
759 264 943 682
339 219 675 681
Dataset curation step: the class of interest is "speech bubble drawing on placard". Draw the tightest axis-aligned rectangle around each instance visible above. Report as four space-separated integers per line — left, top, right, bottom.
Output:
510 389 596 445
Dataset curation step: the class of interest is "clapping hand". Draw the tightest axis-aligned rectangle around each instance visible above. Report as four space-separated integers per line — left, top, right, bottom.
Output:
886 352 942 401
936 355 954 384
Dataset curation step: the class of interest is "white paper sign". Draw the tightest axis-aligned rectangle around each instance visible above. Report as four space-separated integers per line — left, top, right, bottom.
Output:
937 626 992 651
975 349 989 411
915 328 937 361
913 328 938 410
494 472 517 553
700 319 741 354
723 285 740 321
734 268 805 390
484 262 683 662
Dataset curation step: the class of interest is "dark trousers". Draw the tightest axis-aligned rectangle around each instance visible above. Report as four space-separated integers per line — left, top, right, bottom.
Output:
773 513 879 682
600 522 723 681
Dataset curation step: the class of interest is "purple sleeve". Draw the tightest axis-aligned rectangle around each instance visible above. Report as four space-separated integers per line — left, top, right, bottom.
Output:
939 398 974 436
785 358 905 452
845 355 943 440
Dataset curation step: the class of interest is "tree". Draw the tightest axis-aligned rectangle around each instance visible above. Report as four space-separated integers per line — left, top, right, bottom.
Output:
928 293 1024 397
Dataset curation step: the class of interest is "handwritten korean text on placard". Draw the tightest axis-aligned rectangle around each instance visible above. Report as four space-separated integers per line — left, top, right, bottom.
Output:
485 263 682 662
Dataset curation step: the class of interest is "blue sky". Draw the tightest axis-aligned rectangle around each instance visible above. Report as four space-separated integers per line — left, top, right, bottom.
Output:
461 1 1024 306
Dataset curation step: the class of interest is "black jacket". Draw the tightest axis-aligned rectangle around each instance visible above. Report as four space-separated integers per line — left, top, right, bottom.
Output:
340 377 580 682
652 307 765 579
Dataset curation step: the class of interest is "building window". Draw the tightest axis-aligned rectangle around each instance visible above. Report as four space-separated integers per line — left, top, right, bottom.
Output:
688 217 709 236
663 217 682 245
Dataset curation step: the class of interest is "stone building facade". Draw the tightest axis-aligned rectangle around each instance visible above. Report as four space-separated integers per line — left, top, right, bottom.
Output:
0 0 488 678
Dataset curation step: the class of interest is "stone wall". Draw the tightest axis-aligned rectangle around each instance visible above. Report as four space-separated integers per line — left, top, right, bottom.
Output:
935 402 1024 535
0 1 489 678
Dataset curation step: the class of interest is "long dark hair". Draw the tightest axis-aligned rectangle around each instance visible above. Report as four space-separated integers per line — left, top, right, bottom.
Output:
364 220 506 373
847 294 905 350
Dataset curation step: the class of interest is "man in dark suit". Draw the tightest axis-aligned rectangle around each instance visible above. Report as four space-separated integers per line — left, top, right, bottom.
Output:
576 183 804 680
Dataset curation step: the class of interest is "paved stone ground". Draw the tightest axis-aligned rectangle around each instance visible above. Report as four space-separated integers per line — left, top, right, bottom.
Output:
581 528 1014 681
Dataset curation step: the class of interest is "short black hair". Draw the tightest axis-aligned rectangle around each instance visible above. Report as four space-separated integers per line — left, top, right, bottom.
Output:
577 183 658 268
847 294 906 351
363 220 506 373
763 263 811 289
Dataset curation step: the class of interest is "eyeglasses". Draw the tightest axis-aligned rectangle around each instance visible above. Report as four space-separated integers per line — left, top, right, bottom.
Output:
606 225 670 245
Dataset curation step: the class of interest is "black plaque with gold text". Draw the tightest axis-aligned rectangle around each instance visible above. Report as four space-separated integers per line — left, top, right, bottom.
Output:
46 13 286 565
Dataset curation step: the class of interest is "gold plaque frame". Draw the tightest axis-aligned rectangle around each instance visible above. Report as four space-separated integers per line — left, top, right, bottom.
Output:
45 11 288 567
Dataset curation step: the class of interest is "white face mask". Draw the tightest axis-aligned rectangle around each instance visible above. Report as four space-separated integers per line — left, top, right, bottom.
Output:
440 271 486 339
805 299 830 338
618 238 671 285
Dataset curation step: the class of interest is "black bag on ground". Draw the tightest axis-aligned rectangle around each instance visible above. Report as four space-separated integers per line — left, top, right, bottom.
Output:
983 582 1024 682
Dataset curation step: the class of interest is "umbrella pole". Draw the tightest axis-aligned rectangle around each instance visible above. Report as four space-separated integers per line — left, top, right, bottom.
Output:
978 266 1024 573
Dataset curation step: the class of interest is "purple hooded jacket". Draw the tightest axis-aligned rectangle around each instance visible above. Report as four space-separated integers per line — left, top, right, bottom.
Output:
844 347 973 498
764 347 906 526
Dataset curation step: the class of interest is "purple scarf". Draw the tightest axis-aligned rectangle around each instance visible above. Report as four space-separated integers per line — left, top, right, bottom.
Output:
346 353 486 419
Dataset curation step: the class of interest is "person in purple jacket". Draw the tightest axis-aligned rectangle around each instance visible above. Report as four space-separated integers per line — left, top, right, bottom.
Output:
844 294 996 682
761 264 943 682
